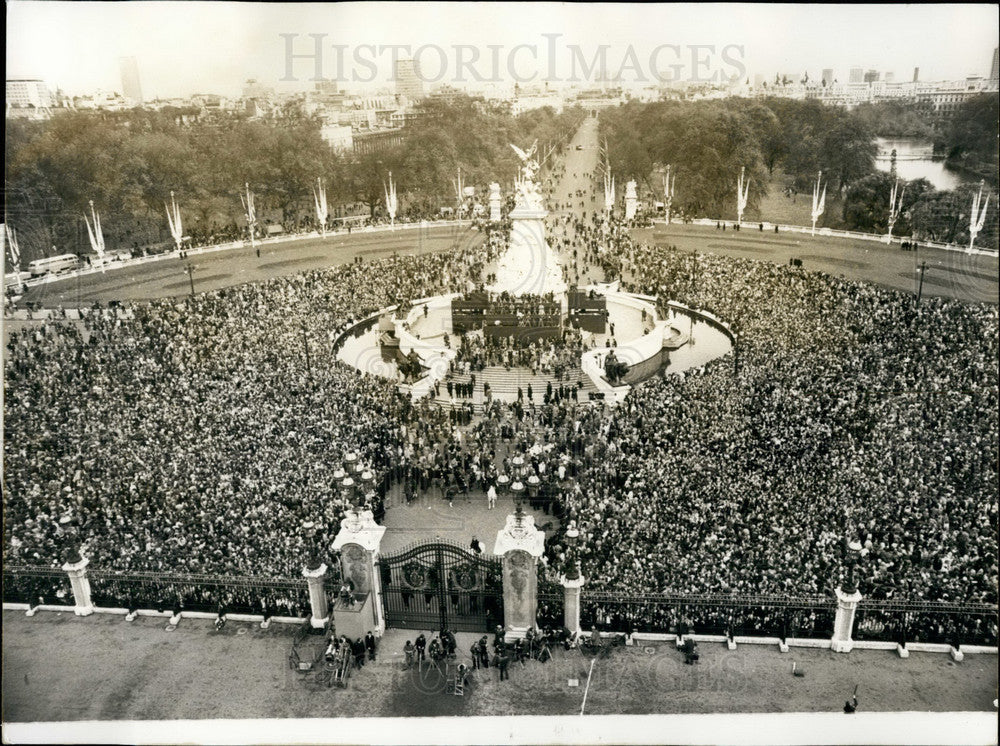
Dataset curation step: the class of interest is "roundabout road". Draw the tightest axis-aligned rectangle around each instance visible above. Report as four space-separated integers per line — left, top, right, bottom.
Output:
634 223 999 305
16 223 481 307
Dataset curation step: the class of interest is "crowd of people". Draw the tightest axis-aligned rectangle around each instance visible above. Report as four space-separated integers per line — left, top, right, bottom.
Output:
3 232 498 582
453 327 589 378
4 159 997 633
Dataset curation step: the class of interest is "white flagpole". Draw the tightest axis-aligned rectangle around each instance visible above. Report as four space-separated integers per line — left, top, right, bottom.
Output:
736 167 750 228
384 171 397 230
886 180 904 244
166 191 184 253
85 200 107 271
663 165 675 225
313 177 328 239
968 180 989 253
811 171 826 236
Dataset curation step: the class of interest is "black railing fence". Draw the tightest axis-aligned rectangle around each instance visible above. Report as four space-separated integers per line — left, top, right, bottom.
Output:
4 564 997 648
854 600 999 647
2 566 75 607
85 570 311 618
580 591 836 639
536 573 565 630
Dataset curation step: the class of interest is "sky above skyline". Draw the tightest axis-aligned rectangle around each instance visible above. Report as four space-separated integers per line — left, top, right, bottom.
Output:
6 2 999 99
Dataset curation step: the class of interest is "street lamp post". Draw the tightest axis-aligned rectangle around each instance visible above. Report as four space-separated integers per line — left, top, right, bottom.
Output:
916 262 928 306
185 264 196 297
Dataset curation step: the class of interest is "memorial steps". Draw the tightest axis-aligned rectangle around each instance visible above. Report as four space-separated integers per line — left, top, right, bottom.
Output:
430 364 601 410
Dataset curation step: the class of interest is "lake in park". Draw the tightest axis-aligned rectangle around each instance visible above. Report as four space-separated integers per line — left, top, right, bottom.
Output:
874 137 970 191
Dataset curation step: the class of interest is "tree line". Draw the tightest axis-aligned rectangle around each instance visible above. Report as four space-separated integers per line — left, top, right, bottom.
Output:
4 97 585 262
597 96 997 249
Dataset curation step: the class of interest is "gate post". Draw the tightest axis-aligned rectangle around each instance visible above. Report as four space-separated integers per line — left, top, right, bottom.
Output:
332 508 387 636
832 539 864 653
831 587 862 653
560 574 586 636
61 552 94 617
301 561 329 630
494 508 545 639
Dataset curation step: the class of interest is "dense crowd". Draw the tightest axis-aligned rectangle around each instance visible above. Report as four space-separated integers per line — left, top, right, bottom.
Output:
3 234 496 579
4 180 997 619
453 328 589 378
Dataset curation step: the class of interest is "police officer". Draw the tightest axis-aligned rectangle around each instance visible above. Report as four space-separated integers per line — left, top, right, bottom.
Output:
498 647 510 681
477 635 490 668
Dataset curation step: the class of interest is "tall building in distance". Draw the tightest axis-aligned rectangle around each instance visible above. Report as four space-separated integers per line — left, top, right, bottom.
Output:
848 66 863 83
394 58 424 101
990 47 999 81
913 67 920 83
6 79 53 108
119 56 143 104
821 68 834 86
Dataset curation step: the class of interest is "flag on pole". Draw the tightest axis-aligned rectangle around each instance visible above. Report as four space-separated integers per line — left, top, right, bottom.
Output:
85 200 107 265
166 191 184 251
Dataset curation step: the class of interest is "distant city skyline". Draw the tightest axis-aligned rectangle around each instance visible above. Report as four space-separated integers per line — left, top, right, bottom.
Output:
6 2 999 99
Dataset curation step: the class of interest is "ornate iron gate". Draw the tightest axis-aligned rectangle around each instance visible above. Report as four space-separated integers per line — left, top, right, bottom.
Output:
379 540 503 633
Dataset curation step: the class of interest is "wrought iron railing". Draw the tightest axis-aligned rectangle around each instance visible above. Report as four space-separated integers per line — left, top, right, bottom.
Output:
855 599 999 647
579 591 837 638
535 567 566 630
5 563 997 647
2 566 75 607
85 569 310 618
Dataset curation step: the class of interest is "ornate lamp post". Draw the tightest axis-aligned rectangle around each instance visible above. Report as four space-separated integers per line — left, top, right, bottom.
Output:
340 475 356 503
510 479 525 512
359 468 375 510
344 452 359 475
526 473 541 509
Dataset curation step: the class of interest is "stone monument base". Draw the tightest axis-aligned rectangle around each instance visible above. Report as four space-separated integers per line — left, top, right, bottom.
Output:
332 593 375 641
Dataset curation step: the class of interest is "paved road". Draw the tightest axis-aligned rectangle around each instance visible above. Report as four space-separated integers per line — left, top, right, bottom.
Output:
553 115 997 305
15 223 481 307
635 224 998 304
548 114 602 220
3 610 996 723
